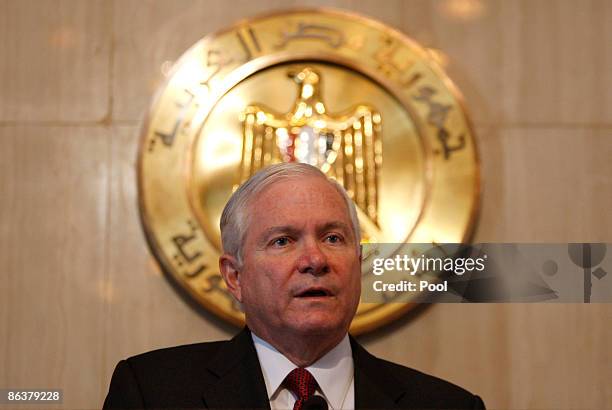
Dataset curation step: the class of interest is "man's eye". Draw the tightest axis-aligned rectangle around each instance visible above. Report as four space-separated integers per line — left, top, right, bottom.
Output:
325 234 343 244
271 237 290 247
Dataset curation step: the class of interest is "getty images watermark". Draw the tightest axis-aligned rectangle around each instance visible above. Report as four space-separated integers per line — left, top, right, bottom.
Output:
360 243 610 303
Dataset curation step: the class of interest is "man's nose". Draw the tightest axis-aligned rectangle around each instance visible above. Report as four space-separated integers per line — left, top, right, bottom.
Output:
297 240 330 275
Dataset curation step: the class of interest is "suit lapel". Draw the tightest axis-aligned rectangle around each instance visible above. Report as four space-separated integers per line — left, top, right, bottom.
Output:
201 328 271 410
351 337 404 409
200 330 406 409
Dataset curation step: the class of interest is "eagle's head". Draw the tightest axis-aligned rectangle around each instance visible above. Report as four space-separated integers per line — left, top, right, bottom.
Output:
287 67 320 86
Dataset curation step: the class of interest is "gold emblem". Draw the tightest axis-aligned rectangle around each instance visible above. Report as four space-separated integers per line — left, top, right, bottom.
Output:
239 66 382 227
138 9 480 334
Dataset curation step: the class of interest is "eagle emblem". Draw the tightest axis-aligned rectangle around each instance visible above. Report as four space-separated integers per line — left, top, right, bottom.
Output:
239 66 382 225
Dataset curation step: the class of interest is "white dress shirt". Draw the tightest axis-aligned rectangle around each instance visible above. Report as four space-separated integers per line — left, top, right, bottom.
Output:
252 333 355 410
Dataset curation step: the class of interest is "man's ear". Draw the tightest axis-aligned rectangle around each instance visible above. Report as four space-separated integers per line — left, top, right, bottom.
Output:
219 254 243 302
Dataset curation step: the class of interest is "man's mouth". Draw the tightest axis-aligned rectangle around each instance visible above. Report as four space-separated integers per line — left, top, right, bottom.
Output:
295 287 334 298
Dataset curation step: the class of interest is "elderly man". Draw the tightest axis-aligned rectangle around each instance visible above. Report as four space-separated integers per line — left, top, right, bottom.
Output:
104 163 485 410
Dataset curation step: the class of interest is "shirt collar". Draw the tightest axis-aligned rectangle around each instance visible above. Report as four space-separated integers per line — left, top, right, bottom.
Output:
252 332 353 409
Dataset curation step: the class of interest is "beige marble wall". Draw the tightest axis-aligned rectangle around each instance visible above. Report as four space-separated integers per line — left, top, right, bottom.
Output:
0 1 610 409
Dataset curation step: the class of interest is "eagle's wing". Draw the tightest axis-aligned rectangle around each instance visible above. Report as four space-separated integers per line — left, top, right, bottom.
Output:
322 105 382 227
239 104 289 186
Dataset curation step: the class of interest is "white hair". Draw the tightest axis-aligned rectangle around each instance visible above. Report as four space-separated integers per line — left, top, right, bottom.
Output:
220 163 361 264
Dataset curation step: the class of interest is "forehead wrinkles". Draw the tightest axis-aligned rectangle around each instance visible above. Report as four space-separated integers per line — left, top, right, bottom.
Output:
243 177 349 237
252 177 347 216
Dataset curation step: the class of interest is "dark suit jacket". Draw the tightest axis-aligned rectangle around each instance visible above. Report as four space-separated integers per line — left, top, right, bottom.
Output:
103 328 485 409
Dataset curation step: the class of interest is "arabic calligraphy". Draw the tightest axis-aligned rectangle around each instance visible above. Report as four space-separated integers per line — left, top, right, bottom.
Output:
413 86 465 160
276 22 344 49
171 220 206 278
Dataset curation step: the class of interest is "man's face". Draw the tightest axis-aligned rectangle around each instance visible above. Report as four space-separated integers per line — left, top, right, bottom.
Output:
230 176 361 338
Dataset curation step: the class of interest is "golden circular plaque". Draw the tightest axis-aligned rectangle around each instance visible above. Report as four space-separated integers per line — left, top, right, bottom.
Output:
138 9 480 335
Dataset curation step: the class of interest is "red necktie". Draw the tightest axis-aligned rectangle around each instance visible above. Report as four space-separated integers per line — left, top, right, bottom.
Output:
283 368 318 410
